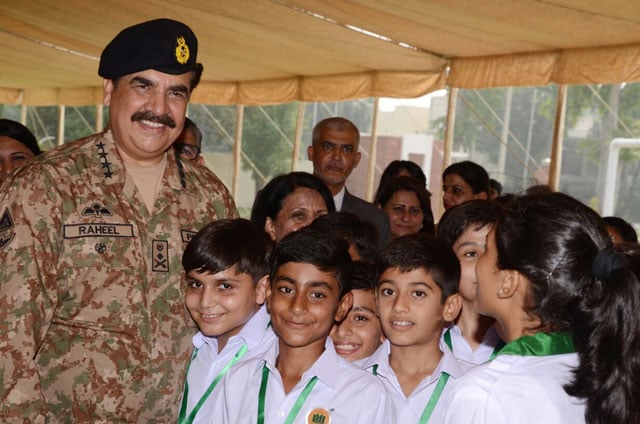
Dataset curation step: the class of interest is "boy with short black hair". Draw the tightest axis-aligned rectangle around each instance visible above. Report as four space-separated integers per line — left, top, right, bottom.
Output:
330 261 385 364
215 226 393 423
437 200 505 363
179 218 274 424
363 234 470 423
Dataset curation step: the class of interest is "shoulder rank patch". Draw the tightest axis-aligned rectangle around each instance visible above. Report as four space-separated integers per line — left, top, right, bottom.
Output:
152 240 169 273
0 208 15 250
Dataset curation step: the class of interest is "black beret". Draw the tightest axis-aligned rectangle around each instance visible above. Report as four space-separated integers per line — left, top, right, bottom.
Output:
98 18 199 79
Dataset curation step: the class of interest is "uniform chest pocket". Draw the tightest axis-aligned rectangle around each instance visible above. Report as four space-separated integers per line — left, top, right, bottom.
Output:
58 223 142 329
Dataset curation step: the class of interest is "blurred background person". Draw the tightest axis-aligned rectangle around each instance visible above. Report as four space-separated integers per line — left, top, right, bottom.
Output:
442 160 489 210
0 118 42 183
489 178 503 200
250 171 335 242
376 176 435 240
174 117 204 165
374 159 427 204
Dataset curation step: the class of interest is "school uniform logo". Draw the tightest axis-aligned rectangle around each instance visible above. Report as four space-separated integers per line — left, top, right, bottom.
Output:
306 408 331 424
0 208 15 250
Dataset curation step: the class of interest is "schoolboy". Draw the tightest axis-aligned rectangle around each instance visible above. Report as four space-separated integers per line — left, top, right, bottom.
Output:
214 226 393 423
437 200 505 363
330 261 385 364
179 218 274 424
363 234 471 423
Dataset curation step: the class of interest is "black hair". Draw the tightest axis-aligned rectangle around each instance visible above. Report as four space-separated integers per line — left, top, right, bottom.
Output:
442 160 490 195
566 242 640 424
374 160 427 203
182 218 272 283
376 176 435 236
603 216 638 243
270 225 353 298
492 192 640 423
489 178 502 195
190 63 204 91
0 119 42 156
350 261 378 292
250 172 336 233
309 211 379 263
311 117 360 146
378 234 460 303
437 200 505 246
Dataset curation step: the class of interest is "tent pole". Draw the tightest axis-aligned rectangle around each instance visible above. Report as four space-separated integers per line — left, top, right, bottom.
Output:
20 104 27 125
548 84 567 191
57 105 65 146
291 102 305 171
232 105 244 200
443 87 458 168
366 98 380 201
96 104 103 132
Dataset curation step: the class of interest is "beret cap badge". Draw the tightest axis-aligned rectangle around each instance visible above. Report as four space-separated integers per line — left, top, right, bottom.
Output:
98 18 199 79
175 36 190 65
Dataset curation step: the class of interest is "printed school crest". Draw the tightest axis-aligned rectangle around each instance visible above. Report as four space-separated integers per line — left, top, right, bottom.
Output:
175 36 189 64
306 407 331 424
0 208 15 250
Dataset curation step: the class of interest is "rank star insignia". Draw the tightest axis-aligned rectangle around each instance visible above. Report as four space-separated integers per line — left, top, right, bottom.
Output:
175 36 189 64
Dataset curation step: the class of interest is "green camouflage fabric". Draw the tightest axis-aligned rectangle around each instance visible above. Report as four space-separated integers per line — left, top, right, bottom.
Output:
0 129 237 423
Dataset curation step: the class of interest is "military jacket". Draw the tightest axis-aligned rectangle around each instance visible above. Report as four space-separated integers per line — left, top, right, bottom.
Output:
0 130 237 422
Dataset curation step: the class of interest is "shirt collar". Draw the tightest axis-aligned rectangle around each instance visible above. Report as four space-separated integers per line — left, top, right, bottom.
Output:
333 187 346 211
363 339 468 381
254 338 340 389
192 305 271 351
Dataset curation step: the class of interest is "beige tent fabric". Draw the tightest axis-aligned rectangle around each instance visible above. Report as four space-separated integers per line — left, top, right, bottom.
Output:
1 1 640 106
450 43 640 88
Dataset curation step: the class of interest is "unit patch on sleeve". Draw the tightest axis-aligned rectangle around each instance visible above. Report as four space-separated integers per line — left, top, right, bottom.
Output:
0 208 15 250
152 240 169 272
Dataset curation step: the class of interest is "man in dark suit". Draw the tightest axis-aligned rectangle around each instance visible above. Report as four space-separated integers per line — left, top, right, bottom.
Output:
307 117 390 246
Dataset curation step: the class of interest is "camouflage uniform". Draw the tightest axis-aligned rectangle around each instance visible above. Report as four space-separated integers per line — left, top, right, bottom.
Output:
0 129 237 423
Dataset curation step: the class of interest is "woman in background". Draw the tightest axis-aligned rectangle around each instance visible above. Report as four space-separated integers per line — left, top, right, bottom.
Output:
442 160 489 210
0 119 42 183
250 171 335 242
376 175 435 239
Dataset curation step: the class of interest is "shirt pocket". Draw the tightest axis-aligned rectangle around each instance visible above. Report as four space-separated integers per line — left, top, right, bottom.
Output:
57 223 142 330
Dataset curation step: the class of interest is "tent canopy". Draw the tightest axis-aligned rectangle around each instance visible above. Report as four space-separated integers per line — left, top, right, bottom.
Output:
2 0 640 106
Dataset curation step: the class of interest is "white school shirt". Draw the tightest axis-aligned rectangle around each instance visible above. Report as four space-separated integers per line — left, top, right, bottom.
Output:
442 352 585 423
362 340 473 423
215 338 394 424
183 305 275 424
439 324 503 364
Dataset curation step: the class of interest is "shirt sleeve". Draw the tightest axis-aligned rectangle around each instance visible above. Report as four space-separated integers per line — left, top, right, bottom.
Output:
0 177 61 421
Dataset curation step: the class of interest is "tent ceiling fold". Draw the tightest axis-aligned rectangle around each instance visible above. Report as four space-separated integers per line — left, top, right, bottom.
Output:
1 0 640 106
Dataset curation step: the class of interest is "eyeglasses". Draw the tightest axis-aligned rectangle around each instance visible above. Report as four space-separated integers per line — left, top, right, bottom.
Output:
174 143 201 161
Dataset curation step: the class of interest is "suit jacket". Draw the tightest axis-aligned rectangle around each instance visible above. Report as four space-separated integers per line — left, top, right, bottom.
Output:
342 189 391 247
